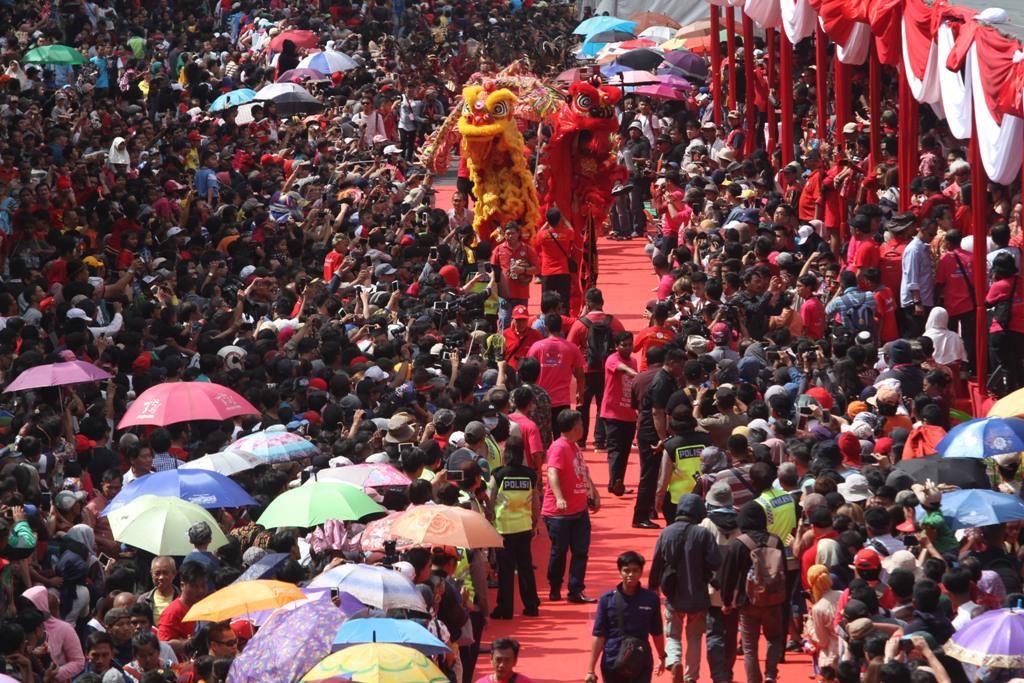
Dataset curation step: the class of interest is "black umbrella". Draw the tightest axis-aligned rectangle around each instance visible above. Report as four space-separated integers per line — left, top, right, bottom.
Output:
893 455 990 490
588 29 637 43
270 90 325 116
616 48 665 71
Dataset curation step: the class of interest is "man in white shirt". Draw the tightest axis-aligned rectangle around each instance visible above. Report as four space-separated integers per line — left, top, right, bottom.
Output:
447 191 474 230
633 98 659 147
352 96 387 148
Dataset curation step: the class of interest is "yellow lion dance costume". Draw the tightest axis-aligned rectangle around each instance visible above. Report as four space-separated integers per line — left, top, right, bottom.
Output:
457 83 541 242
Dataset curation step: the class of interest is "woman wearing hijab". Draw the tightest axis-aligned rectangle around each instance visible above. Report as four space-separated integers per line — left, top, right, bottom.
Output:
23 585 86 681
814 538 852 590
922 306 967 372
56 524 104 624
803 564 842 672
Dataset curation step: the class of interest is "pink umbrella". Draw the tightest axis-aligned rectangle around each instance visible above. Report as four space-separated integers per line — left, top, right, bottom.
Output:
633 83 688 100
607 69 660 85
269 29 319 52
117 382 259 428
312 464 412 490
4 361 111 392
618 38 658 50
359 510 415 552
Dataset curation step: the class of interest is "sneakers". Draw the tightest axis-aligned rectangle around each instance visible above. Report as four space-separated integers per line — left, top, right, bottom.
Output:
567 592 597 604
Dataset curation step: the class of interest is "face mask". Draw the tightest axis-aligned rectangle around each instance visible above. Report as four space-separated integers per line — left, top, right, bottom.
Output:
483 417 498 431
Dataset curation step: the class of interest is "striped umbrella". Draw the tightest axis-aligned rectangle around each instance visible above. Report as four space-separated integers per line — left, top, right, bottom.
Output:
229 425 319 463
308 563 426 612
297 50 357 74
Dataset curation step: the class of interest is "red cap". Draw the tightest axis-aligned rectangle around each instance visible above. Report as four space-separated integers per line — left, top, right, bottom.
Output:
853 548 882 571
75 434 97 453
308 377 328 392
806 386 834 411
187 131 202 142
132 352 152 374
303 410 322 424
710 322 731 341
229 619 255 641
512 305 529 320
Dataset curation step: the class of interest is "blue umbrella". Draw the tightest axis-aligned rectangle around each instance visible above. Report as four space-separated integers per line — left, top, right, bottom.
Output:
935 417 1024 458
601 62 632 77
102 469 257 516
333 617 450 656
573 16 637 39
916 488 1024 531
234 553 290 583
209 88 257 112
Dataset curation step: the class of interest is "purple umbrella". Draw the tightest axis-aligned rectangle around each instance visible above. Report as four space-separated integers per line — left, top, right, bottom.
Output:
276 68 328 83
633 84 688 100
4 361 111 392
662 50 708 82
244 587 367 626
656 74 694 90
944 607 1024 668
227 599 350 682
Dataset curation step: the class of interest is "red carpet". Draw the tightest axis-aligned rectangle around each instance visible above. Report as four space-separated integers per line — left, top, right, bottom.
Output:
430 183 811 681
473 237 814 682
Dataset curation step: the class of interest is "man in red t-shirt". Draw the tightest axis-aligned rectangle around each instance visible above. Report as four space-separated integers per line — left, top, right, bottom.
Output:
541 409 598 603
567 288 626 450
935 229 976 364
157 560 209 659
323 234 349 282
862 268 900 344
633 302 674 372
846 214 880 272
502 305 542 370
527 314 585 440
533 208 577 312
797 151 824 224
492 222 539 328
600 332 638 496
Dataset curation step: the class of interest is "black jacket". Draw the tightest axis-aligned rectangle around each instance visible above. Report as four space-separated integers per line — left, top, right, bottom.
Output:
719 502 787 608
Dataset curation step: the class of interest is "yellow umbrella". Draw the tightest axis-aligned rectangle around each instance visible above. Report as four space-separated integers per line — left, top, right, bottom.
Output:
660 37 689 51
183 580 306 623
988 388 1024 417
387 505 504 549
302 643 447 683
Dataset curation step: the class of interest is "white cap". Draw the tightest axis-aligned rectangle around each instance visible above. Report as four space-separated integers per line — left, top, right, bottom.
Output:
66 308 92 321
166 226 185 238
239 265 257 280
364 366 389 382
382 144 401 155
796 224 815 245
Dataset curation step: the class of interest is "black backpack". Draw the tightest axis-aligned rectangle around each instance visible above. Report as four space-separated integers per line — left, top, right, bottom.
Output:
580 315 614 372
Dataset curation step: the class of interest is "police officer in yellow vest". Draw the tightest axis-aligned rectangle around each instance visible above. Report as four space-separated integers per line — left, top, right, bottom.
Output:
750 461 800 650
654 412 713 524
488 436 541 619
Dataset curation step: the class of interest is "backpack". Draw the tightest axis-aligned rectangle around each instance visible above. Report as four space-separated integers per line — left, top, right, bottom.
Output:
738 534 786 607
841 292 876 337
579 315 614 372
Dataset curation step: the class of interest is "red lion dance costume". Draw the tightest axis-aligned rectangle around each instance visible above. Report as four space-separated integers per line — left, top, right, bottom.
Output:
539 77 625 314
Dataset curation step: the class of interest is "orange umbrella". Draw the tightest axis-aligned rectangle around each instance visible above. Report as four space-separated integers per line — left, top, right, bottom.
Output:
618 38 659 50
183 580 306 623
387 505 504 549
628 11 681 32
675 18 712 39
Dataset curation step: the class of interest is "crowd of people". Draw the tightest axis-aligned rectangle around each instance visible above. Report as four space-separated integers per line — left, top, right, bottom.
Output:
2 0 1024 682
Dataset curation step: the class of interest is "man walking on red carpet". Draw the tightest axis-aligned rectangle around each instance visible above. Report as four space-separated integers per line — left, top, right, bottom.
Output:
542 409 599 604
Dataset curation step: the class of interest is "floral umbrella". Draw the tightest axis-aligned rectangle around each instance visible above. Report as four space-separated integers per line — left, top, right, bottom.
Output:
226 599 349 683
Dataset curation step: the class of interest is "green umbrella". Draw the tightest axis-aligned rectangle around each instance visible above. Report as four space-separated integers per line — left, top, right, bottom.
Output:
107 495 228 556
23 45 86 65
257 481 385 529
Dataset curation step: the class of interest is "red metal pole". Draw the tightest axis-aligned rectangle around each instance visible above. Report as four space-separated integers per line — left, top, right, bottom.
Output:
834 56 849 148
767 27 777 156
780 30 794 164
869 42 882 169
969 127 988 389
726 5 738 111
815 24 828 143
742 12 756 155
897 65 918 211
710 4 723 125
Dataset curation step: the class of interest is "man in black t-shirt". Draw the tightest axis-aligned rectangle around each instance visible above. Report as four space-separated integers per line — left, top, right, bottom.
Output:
634 347 684 529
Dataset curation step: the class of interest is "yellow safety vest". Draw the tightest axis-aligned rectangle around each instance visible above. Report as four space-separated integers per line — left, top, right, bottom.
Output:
666 442 707 503
756 488 797 545
483 435 502 477
494 475 533 535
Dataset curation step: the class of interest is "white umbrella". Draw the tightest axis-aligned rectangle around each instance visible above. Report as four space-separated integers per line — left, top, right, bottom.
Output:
180 449 262 477
639 26 676 43
296 50 357 74
255 82 310 101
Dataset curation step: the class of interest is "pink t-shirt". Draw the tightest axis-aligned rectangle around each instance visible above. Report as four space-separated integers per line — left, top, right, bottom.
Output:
526 337 584 407
508 411 544 458
600 352 637 422
542 437 590 517
657 273 676 301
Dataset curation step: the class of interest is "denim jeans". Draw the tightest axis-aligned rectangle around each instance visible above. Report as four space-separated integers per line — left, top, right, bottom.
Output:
740 604 784 683
706 605 739 683
664 607 706 682
543 510 591 595
497 296 528 330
